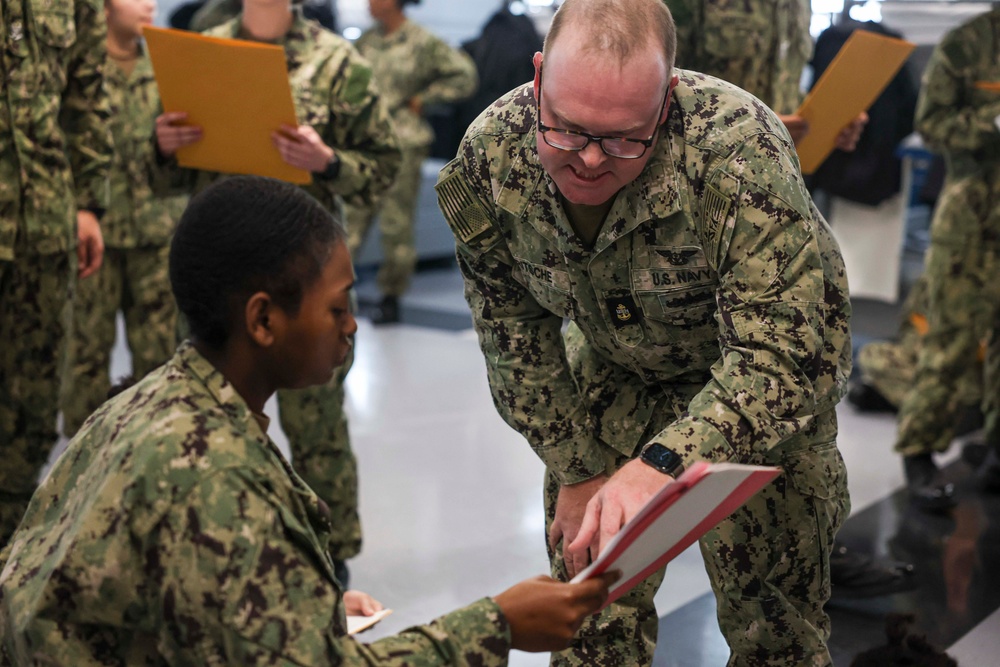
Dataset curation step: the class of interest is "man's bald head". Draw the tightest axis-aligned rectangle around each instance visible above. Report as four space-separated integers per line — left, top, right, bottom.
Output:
543 0 676 74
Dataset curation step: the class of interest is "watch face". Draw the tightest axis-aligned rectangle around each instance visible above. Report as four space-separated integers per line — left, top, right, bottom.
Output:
642 444 682 473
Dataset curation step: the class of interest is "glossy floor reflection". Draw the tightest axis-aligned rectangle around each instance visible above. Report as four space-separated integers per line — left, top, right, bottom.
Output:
347 265 1000 666
657 457 1000 666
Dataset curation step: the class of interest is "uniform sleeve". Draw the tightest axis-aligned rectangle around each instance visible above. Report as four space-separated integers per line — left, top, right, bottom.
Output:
65 0 112 211
436 158 607 485
151 469 511 666
914 28 1000 155
417 36 478 107
645 133 849 467
319 51 402 209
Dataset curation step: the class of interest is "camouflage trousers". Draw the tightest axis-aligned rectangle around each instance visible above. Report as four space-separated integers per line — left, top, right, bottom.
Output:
346 146 426 297
548 328 847 666
0 250 72 545
60 245 177 437
857 274 983 410
545 424 846 659
277 346 361 561
895 175 1000 456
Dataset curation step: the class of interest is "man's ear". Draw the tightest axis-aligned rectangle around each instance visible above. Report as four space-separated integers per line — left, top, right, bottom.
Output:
532 52 543 104
245 292 277 347
661 74 679 124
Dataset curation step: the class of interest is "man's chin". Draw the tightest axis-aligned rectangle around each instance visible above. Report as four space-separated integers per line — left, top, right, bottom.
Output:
555 175 617 207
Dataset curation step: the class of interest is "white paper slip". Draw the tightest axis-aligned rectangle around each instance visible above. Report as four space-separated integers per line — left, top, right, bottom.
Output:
348 609 393 635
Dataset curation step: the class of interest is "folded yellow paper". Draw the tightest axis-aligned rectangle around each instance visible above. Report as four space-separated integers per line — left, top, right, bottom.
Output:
796 30 915 175
143 26 311 185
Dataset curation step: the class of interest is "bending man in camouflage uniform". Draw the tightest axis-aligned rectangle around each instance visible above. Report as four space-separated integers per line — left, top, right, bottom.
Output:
61 0 188 437
894 8 1000 503
347 0 477 324
668 0 913 600
0 0 112 544
155 0 402 583
436 1 851 664
0 175 617 666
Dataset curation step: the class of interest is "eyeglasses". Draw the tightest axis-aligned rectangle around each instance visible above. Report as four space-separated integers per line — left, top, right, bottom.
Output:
535 67 669 159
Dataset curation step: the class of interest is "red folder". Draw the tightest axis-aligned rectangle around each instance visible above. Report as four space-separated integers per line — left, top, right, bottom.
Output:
571 461 781 608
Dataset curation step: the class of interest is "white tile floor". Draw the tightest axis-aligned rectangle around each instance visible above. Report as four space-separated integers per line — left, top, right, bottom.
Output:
79 267 985 666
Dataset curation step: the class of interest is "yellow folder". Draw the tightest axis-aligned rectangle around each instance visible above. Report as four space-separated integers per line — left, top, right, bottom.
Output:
795 30 915 175
143 26 311 185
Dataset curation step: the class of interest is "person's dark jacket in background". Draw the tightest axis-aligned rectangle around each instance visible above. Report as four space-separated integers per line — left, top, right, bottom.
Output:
808 20 919 206
429 7 542 159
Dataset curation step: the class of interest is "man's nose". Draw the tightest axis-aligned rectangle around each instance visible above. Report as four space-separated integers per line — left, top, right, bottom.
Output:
579 141 606 169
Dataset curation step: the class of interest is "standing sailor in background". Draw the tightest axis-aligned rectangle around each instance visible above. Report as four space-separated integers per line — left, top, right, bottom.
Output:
154 0 401 585
347 0 477 324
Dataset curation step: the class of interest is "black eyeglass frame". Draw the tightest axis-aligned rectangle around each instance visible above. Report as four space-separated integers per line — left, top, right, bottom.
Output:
535 66 671 160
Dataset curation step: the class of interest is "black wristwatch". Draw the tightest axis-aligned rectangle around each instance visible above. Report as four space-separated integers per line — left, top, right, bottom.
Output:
318 152 342 180
640 443 684 477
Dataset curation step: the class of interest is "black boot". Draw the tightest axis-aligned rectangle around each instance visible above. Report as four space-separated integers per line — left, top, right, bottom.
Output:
961 441 988 468
829 542 917 600
903 453 955 511
846 382 898 413
371 295 400 325
976 446 1000 493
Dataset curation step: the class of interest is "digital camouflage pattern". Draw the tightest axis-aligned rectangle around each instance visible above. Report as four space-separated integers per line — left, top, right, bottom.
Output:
354 19 477 150
857 275 984 410
155 11 403 559
188 0 240 32
347 19 477 296
346 146 427 297
0 0 112 545
0 0 112 259
895 9 1000 457
61 246 177 436
437 73 851 665
279 349 362 561
61 52 186 438
0 252 72 544
664 0 812 114
0 343 513 666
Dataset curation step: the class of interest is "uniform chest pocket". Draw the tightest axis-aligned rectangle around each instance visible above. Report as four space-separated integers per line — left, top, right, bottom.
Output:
641 285 717 326
32 8 76 49
636 285 721 363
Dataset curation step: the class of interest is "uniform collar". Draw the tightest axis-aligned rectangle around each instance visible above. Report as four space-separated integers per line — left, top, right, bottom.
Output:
371 18 413 44
173 341 268 442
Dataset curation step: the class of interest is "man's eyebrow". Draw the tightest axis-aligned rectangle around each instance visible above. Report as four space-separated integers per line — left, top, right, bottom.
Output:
549 105 646 135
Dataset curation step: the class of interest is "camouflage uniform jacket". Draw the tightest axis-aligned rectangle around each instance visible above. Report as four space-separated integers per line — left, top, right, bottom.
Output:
355 19 477 149
915 9 1000 183
0 0 112 260
436 74 851 485
159 11 401 215
0 342 512 666
188 0 241 33
663 0 812 114
103 50 185 249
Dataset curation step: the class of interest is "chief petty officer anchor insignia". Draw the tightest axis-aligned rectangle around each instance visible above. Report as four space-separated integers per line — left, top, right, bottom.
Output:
606 294 644 329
